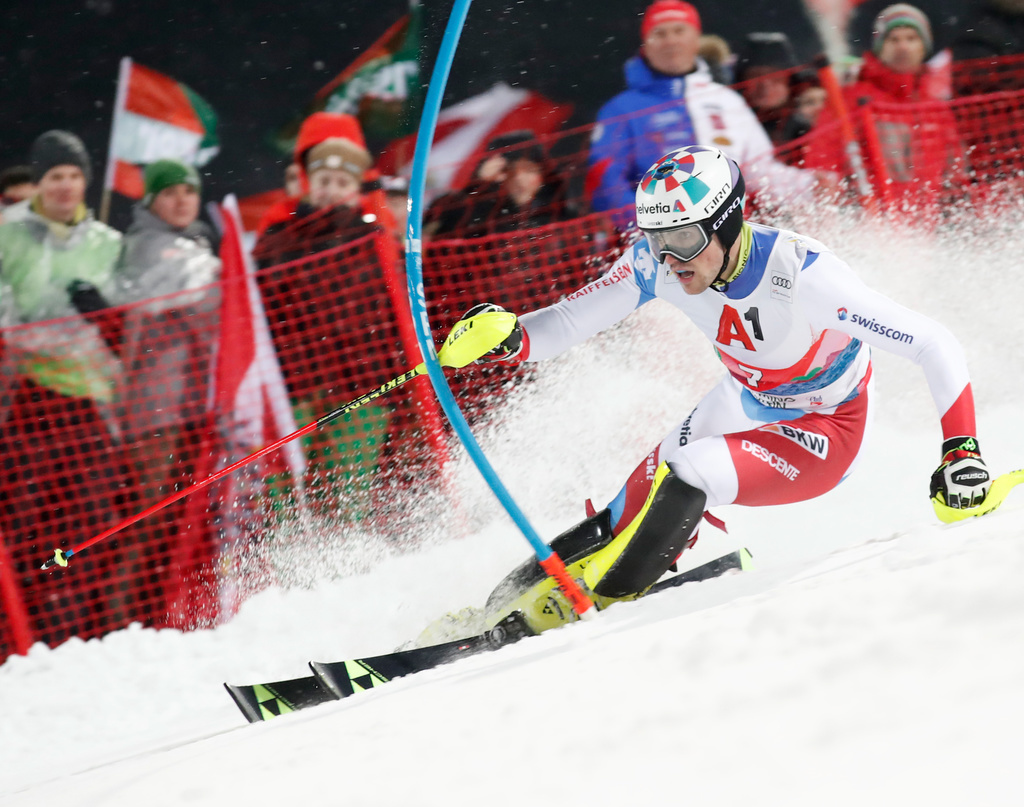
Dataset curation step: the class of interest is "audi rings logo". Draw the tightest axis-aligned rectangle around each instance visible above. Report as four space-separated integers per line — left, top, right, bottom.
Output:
771 276 792 289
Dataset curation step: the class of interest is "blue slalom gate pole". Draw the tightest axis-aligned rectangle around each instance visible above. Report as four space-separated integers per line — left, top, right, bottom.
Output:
404 0 593 618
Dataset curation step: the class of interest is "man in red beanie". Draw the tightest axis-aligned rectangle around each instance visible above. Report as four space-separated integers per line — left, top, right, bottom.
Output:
588 0 829 224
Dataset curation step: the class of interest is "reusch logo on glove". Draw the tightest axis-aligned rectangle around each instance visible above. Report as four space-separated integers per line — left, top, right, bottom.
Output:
952 470 989 484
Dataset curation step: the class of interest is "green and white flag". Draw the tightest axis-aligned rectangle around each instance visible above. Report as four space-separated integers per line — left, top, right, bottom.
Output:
275 1 421 153
103 57 219 204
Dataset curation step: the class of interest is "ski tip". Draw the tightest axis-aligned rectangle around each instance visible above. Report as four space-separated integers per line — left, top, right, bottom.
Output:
223 683 264 724
739 547 754 570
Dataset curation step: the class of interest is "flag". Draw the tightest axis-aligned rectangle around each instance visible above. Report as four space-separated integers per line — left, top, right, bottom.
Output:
376 82 574 197
274 1 421 153
103 57 219 201
215 196 306 484
234 189 289 248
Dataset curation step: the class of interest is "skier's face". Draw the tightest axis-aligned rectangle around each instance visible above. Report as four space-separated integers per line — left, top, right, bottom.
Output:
643 21 699 76
663 234 727 295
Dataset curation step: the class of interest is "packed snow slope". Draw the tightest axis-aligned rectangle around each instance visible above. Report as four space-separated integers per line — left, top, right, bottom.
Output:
1 210 1023 806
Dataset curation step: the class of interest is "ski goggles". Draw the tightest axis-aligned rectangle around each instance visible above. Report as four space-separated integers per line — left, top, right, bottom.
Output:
642 223 711 263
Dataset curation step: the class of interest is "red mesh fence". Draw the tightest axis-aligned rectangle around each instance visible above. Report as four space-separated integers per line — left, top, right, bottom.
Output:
0 287 222 656
424 212 620 419
954 53 1024 96
0 209 619 661
7 54 1024 663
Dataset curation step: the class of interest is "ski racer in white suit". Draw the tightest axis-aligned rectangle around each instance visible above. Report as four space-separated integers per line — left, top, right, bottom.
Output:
474 145 991 601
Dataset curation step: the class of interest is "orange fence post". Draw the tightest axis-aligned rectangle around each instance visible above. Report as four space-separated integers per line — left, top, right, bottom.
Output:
816 55 880 214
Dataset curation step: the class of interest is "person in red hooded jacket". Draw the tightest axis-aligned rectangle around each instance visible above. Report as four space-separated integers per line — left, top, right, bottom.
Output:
804 4 964 211
254 112 397 266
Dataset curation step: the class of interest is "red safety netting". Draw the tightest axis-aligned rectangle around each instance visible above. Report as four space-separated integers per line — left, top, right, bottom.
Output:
0 208 620 661
954 53 1024 96
8 54 1024 663
0 286 222 654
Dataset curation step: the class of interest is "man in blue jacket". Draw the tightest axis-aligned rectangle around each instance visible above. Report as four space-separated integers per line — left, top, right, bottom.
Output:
588 0 826 224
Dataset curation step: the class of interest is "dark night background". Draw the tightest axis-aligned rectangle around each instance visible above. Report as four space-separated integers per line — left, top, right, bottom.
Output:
0 0 975 230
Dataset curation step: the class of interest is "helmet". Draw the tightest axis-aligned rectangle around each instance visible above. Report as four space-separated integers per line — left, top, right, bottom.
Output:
635 146 745 263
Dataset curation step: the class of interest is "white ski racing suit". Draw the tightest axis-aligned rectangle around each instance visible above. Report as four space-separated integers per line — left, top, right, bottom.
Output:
516 221 977 532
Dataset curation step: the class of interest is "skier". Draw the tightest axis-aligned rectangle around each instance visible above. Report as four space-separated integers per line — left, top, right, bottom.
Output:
473 145 991 630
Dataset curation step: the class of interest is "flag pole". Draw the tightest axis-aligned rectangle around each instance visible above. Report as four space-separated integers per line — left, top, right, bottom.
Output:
99 56 132 224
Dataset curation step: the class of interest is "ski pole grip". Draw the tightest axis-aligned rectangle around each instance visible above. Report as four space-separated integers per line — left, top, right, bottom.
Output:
538 553 595 620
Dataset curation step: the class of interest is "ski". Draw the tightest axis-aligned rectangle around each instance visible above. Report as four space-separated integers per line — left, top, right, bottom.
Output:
225 547 751 723
225 674 334 723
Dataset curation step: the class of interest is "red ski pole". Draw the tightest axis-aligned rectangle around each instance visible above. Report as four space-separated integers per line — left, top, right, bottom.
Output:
40 310 518 571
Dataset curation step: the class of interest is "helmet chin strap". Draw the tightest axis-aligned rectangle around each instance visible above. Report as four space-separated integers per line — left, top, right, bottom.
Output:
710 246 733 293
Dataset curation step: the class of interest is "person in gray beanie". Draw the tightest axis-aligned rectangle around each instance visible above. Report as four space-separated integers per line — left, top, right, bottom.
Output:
0 129 127 594
29 129 93 187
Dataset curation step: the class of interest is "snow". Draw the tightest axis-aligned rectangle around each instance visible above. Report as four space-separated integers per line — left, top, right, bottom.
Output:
2 209 1023 806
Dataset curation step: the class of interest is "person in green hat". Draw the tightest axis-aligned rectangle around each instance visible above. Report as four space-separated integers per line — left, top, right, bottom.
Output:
116 158 221 518
118 159 219 294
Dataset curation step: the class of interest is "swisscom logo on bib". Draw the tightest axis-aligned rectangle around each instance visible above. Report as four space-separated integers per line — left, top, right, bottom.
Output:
836 308 914 344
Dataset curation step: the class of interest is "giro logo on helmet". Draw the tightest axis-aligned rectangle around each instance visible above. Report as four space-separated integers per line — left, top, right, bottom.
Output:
712 196 742 231
703 183 732 214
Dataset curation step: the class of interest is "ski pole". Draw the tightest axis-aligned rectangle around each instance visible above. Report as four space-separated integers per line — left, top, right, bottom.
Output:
40 309 517 571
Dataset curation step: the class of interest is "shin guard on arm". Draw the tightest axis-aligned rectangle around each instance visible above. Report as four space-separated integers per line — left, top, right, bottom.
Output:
585 462 706 598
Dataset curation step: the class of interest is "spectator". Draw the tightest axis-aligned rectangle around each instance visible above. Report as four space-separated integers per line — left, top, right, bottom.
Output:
804 4 962 206
114 158 221 580
0 166 36 211
118 160 219 299
848 4 951 105
424 131 577 239
0 131 126 595
587 0 829 224
255 112 389 263
698 33 733 84
0 131 123 397
252 114 400 516
734 32 822 146
284 162 302 198
792 81 828 129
